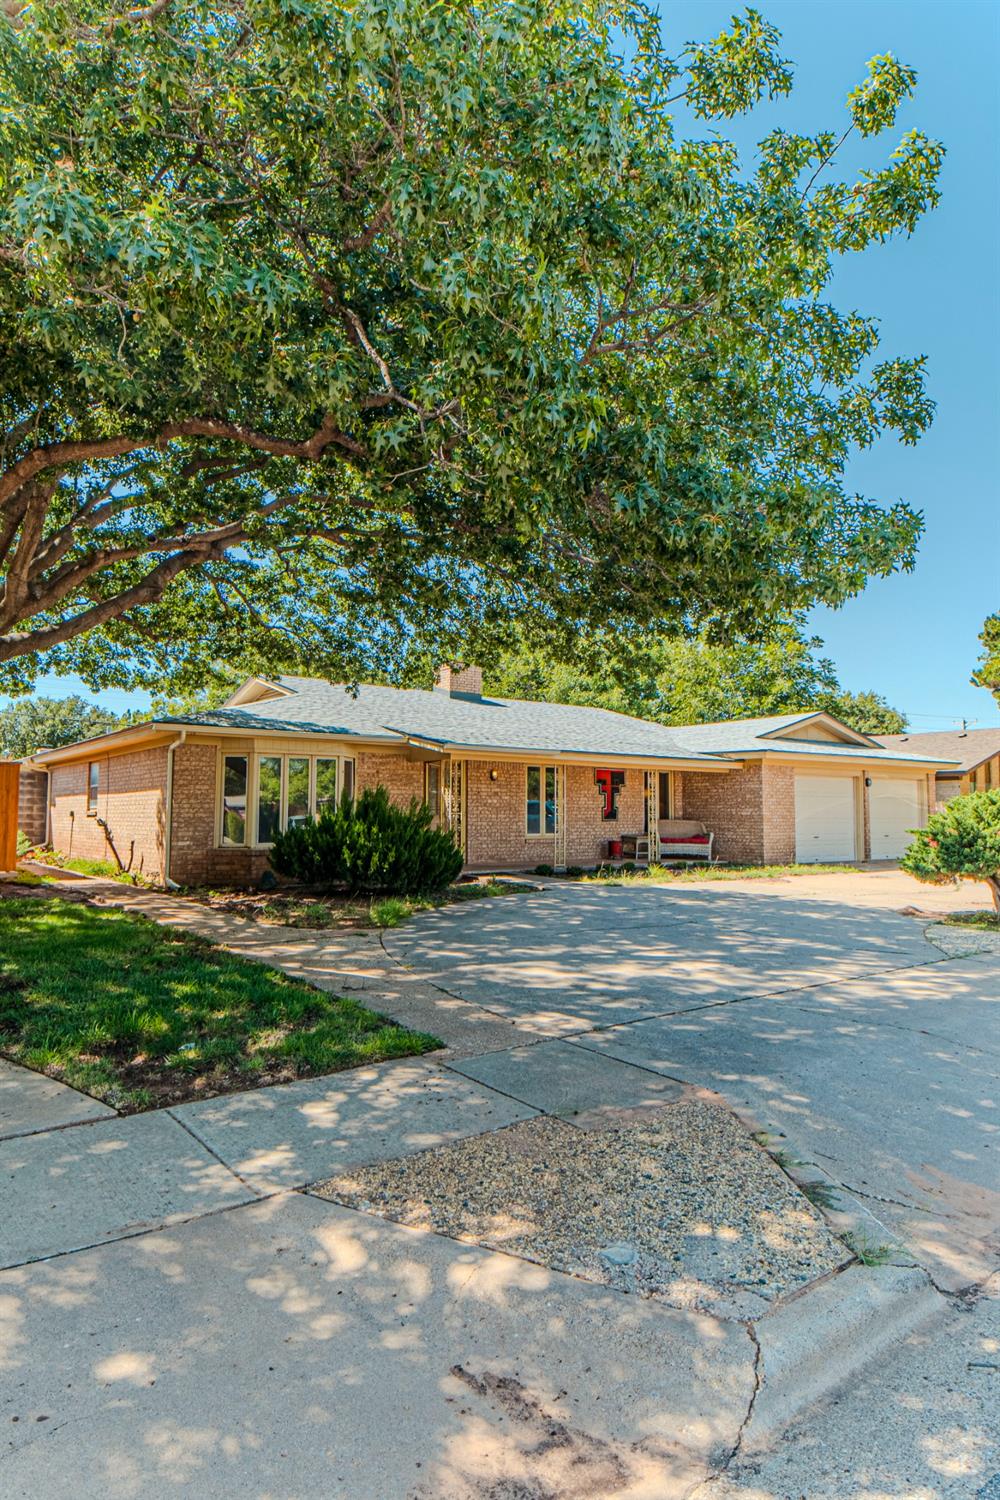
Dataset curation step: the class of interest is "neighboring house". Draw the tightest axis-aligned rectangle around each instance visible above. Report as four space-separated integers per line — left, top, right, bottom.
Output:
24 666 956 884
876 727 1000 806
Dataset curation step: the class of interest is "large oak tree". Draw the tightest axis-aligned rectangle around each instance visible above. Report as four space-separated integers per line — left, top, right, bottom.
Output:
0 0 942 693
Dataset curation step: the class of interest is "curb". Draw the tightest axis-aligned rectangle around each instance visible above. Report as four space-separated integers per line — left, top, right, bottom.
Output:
744 1262 944 1451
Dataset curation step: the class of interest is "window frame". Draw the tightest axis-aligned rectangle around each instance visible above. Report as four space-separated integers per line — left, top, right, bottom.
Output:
87 760 100 815
525 763 558 837
220 754 250 847
217 750 356 849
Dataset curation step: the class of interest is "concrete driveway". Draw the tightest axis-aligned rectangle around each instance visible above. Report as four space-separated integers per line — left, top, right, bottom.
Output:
3 869 997 1497
387 872 1000 1289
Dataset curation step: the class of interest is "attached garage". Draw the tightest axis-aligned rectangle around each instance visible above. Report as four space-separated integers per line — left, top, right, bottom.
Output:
794 774 858 863
869 777 925 860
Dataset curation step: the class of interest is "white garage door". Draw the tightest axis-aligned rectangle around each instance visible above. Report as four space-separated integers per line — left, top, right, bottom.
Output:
794 775 857 863
869 778 924 860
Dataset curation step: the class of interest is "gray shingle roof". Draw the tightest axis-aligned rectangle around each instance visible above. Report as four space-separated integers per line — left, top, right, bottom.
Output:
875 727 1000 774
667 713 959 765
158 676 727 764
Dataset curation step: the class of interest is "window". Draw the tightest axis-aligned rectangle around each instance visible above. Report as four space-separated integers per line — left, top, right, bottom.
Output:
220 751 356 846
222 756 249 846
315 759 338 815
986 760 993 790
256 756 282 844
287 758 310 827
87 761 100 814
659 771 672 820
425 762 441 822
526 765 557 835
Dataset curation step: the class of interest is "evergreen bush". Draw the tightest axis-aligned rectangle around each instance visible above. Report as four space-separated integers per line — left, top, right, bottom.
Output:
270 786 463 895
901 788 1000 915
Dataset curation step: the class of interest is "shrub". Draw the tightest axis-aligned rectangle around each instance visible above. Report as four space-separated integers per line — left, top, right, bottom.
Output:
533 864 555 876
901 789 1000 915
16 829 32 857
270 786 464 895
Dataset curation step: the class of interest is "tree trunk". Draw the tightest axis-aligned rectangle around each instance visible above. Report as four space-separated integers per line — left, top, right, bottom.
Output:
988 876 1000 918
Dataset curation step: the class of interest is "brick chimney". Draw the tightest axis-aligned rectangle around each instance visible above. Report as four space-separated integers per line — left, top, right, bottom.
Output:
434 663 483 698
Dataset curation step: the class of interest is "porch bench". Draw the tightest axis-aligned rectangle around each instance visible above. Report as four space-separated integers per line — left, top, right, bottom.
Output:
657 819 715 861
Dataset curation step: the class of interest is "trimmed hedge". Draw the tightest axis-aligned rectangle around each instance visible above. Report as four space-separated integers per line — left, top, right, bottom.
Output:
270 785 463 895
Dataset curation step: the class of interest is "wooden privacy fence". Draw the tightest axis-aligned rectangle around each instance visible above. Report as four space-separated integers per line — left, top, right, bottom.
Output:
0 761 19 871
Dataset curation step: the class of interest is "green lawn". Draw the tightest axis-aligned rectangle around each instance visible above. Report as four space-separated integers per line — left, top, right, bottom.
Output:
0 898 440 1112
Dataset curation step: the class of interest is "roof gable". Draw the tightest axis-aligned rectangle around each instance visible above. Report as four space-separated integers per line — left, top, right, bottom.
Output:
757 712 879 748
225 677 295 707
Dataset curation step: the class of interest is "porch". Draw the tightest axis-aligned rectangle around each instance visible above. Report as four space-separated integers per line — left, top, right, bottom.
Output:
434 757 722 873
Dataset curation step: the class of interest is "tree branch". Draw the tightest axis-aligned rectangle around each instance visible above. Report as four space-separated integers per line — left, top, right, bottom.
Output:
0 415 365 512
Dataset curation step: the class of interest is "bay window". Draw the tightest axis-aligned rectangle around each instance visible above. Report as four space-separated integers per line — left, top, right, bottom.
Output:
220 751 356 847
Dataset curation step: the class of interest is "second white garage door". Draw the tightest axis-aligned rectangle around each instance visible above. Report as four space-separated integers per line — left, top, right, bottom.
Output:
794 775 857 863
869 778 924 860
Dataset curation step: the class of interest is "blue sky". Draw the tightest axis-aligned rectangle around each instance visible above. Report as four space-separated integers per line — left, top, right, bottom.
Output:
664 0 1000 728
11 0 1000 728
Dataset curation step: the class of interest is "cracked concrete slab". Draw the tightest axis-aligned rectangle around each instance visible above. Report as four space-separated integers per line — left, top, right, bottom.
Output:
697 1273 999 1498
0 1058 115 1141
170 1056 537 1191
0 1110 259 1268
0 1192 755 1499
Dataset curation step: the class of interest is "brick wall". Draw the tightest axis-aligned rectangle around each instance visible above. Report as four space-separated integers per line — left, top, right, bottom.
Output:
168 741 273 886
760 763 797 865
463 760 646 870
356 752 424 806
675 764 767 864
48 747 168 881
17 764 48 845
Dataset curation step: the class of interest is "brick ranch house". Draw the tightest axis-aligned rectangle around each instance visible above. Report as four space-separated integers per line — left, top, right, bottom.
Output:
23 666 956 885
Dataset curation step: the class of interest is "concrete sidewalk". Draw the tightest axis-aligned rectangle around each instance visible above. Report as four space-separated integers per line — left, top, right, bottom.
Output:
2 869 991 1495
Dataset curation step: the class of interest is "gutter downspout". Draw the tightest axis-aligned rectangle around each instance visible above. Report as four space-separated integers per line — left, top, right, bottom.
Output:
163 730 186 889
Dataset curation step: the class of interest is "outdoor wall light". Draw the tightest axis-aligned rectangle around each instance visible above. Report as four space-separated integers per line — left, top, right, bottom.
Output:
865 776 873 787
489 768 499 781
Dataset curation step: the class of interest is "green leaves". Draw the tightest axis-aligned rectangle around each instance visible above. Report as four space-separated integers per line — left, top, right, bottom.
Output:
901 790 1000 908
0 1 944 693
847 53 917 138
973 614 1000 705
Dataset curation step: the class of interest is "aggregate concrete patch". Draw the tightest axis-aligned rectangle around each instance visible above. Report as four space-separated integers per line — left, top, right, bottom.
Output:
316 1100 850 1319
0 1110 259 1267
0 1057 115 1141
446 1037 687 1117
171 1056 537 1191
575 970 1000 1292
0 1192 754 1499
